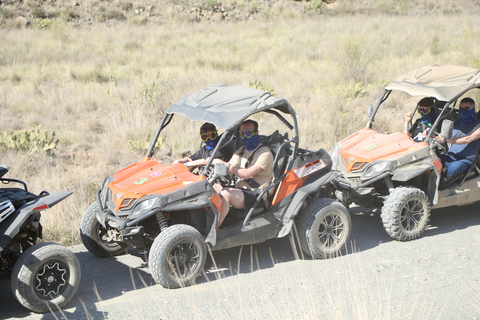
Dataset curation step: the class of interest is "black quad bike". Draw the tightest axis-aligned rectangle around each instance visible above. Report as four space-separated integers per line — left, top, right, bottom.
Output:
80 84 351 289
0 165 80 313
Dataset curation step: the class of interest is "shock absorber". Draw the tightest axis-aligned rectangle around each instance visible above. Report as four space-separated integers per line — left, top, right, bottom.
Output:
156 212 168 232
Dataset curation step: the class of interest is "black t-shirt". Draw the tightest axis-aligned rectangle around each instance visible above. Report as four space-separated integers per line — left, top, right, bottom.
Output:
190 146 226 161
409 119 432 142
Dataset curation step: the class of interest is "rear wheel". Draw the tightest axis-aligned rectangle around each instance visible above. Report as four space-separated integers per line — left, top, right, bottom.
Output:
149 225 207 289
297 198 351 259
80 202 127 257
11 242 81 313
381 187 431 241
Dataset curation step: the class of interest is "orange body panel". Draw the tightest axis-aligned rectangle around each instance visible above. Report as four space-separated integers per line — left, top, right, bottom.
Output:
339 128 427 173
432 157 443 173
272 159 328 206
109 160 204 212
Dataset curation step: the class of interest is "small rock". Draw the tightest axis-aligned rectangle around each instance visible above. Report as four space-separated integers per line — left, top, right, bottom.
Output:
213 12 223 21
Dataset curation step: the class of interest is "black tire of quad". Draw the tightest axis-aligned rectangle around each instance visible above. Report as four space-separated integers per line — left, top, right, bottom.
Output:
381 186 431 241
297 198 352 259
149 224 207 289
80 202 127 257
10 242 81 313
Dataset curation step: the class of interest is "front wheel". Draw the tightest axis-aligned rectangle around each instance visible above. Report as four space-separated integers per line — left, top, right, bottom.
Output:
11 242 81 313
297 198 351 259
80 202 127 257
381 186 431 241
149 225 207 289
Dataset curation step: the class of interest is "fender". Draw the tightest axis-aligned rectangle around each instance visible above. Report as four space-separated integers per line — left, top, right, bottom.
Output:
0 191 72 251
391 161 436 182
391 160 441 205
277 171 340 237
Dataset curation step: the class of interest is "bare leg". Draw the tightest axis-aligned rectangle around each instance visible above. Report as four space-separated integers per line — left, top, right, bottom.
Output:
213 184 245 228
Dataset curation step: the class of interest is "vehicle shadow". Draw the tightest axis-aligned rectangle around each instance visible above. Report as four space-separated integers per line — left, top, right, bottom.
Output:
427 202 480 237
199 207 392 284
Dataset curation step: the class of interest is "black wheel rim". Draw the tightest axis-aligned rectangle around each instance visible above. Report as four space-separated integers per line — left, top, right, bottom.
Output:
167 241 200 279
318 212 345 248
34 260 69 300
400 198 424 231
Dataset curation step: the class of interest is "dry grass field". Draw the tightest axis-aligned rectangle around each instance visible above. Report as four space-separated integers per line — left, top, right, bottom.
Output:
1 0 480 245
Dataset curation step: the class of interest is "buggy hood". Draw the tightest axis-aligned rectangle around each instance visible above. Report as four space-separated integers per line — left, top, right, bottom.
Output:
338 128 426 173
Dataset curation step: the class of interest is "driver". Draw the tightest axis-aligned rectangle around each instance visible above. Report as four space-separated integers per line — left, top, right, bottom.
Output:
403 97 438 142
212 120 274 228
435 97 480 182
173 122 227 168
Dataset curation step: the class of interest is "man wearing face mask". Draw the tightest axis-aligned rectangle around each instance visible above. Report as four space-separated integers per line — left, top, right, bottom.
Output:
435 97 480 182
174 122 226 168
403 97 438 142
212 119 274 227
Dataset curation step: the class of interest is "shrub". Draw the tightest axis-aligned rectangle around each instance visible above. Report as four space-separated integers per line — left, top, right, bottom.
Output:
0 125 58 155
248 80 276 96
128 135 164 153
33 18 54 29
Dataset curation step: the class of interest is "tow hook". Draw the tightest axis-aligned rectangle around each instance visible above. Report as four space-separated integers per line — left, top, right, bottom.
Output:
107 229 121 242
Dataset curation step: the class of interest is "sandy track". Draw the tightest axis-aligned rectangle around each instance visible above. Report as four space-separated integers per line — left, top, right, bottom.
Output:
2 203 480 319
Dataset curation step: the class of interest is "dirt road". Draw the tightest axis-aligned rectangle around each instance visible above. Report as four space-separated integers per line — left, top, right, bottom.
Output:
2 204 480 319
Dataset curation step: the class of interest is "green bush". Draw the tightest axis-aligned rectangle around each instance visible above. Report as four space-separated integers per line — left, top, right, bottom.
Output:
306 0 326 14
248 80 276 96
0 125 58 155
128 135 164 153
33 18 54 29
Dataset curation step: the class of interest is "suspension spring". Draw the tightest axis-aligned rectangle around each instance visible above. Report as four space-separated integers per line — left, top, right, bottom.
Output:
156 213 168 232
384 176 395 193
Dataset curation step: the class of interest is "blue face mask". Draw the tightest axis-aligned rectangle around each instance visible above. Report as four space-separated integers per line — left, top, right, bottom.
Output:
420 112 435 125
242 134 260 151
459 108 477 125
205 136 219 150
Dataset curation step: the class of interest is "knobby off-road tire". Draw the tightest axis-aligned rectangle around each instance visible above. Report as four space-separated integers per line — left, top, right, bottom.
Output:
149 224 207 289
11 242 81 313
80 202 127 257
381 186 431 241
297 198 352 259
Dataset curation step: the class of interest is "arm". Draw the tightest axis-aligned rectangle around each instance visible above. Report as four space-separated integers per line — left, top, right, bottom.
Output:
446 126 480 144
230 163 263 179
212 154 264 179
173 157 192 164
404 112 413 137
436 124 480 145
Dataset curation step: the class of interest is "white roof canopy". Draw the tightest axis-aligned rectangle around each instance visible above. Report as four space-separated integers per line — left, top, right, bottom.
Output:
385 64 480 102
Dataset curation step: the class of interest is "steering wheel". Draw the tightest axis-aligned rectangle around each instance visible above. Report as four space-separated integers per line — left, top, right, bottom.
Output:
203 164 234 186
429 136 448 155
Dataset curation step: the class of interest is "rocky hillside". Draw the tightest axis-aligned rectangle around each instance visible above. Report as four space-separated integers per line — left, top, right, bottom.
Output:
0 0 330 27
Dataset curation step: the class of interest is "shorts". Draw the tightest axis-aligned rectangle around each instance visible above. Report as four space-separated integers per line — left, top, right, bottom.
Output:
242 189 258 210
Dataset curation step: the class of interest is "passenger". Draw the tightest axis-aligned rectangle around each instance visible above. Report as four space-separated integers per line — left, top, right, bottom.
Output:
403 97 438 142
212 120 274 228
173 122 226 168
435 97 480 182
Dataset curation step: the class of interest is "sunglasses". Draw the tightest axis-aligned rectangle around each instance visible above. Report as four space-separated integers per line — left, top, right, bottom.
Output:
418 107 431 114
459 105 473 110
239 129 257 139
200 131 218 141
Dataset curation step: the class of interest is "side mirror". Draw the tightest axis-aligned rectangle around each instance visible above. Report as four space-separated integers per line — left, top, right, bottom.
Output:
367 104 374 118
0 165 9 179
214 163 229 176
441 119 454 139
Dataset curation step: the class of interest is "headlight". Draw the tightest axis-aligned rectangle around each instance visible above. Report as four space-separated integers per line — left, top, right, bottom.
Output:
329 143 340 170
363 162 391 179
131 198 157 217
